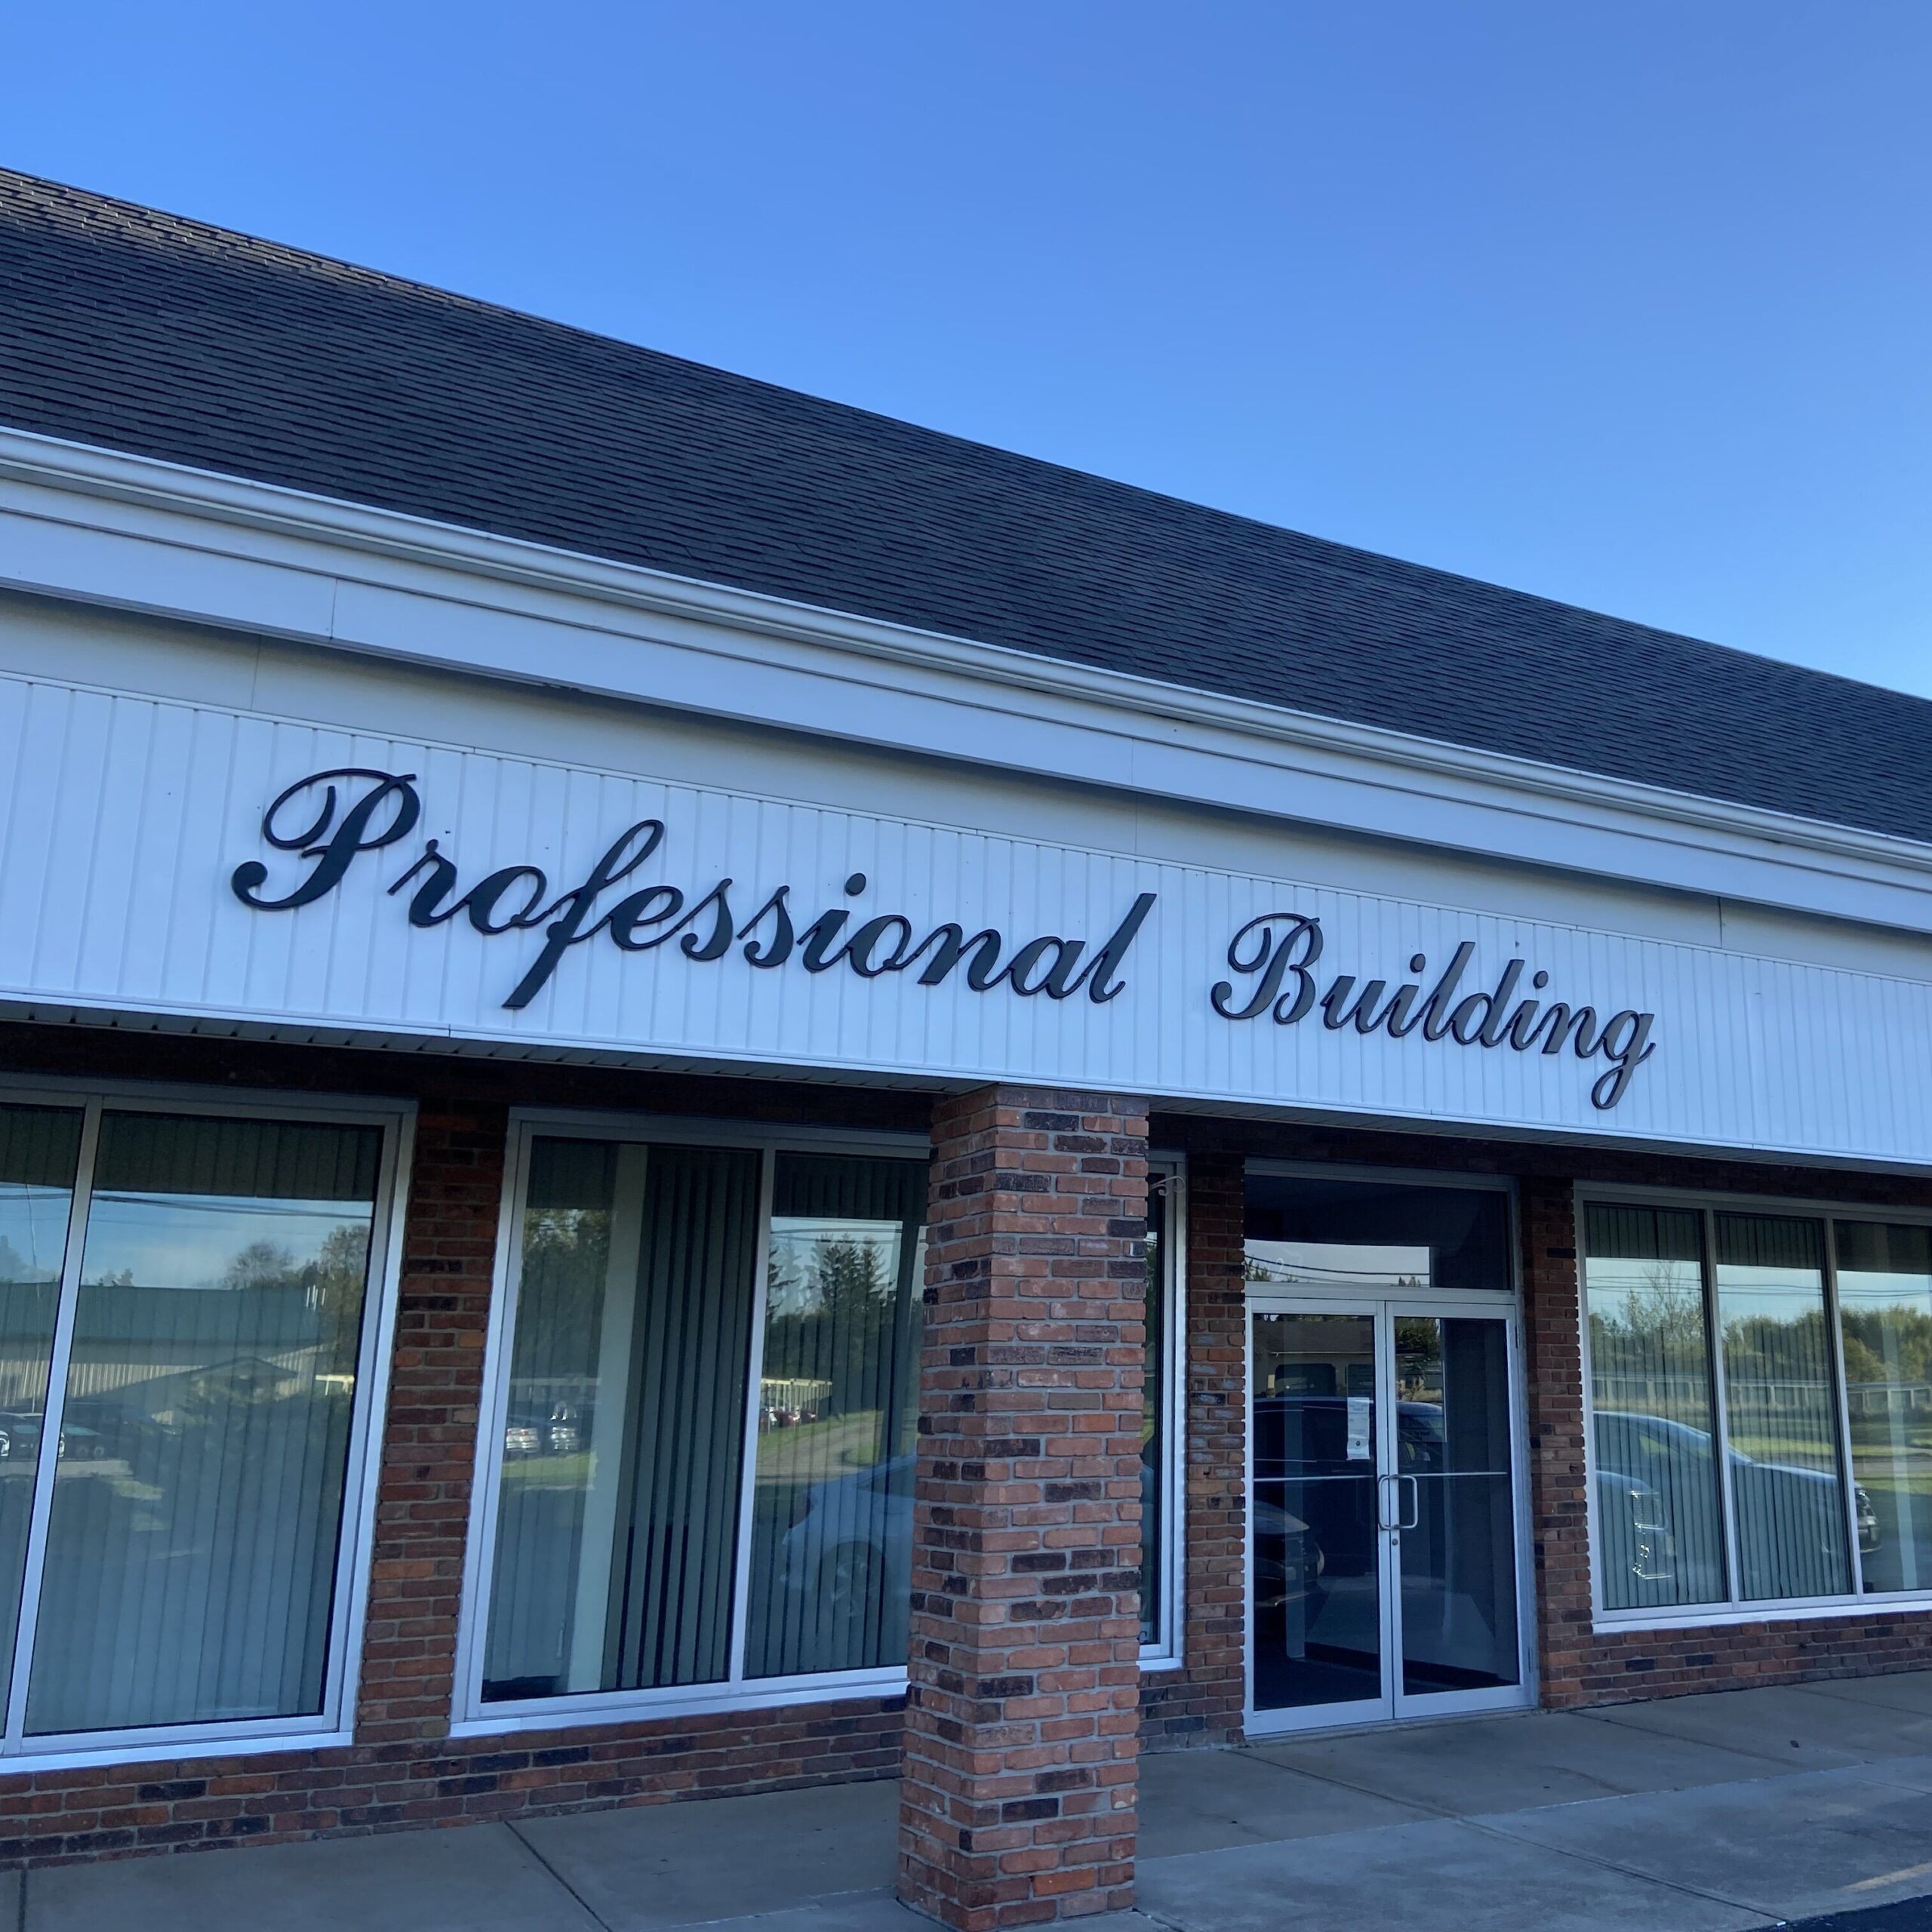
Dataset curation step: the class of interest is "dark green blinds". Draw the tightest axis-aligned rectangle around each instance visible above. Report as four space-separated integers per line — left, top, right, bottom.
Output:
611 1145 759 1690
483 1139 761 1700
0 1106 82 1716
744 1153 927 1680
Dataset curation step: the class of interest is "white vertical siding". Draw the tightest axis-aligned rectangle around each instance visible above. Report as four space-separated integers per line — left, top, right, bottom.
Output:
1 669 1929 1167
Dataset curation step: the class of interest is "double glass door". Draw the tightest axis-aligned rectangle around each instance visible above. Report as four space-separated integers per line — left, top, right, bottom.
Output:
1248 1296 1528 1732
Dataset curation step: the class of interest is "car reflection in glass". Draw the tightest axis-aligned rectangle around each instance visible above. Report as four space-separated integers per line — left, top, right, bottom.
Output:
1594 1410 1878 1567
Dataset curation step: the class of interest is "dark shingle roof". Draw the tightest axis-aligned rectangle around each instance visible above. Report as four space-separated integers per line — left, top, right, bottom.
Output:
2 168 1927 847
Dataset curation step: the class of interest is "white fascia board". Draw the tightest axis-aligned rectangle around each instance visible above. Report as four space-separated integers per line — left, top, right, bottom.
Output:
2 423 1930 939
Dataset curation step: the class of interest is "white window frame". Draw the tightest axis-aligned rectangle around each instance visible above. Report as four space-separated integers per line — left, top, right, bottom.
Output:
1577 1179 1932 1632
455 1109 1188 1734
1141 1155 1187 1670
0 1072 413 1771
453 1109 929 1734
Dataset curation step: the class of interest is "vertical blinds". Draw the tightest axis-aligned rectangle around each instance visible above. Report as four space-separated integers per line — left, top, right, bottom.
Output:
0 1103 387 1744
483 1139 934 1703
26 1113 378 1734
0 1106 79 1718
606 1144 761 1691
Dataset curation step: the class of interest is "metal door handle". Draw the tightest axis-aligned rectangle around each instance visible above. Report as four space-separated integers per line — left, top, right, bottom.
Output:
1376 1473 1398 1531
1398 1474 1420 1531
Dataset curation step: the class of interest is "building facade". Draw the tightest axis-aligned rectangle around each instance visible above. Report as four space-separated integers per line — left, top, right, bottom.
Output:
1 171 1931 1926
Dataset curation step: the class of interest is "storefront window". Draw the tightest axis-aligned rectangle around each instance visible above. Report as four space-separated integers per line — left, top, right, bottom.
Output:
483 1140 761 1699
479 1126 1184 1712
1583 1205 1725 1611
1834 1223 1932 1595
0 1097 392 1753
1583 1196 1909 1619
0 1106 82 1715
1713 1215 1850 1602
481 1135 926 1705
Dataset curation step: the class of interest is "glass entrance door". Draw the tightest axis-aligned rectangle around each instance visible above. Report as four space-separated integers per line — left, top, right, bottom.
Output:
1248 1297 1528 1733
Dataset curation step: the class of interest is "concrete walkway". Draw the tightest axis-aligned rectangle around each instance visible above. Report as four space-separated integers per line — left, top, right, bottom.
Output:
24 1673 1932 1930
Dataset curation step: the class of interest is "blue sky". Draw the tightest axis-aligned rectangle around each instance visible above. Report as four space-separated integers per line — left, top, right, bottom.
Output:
8 3 1929 695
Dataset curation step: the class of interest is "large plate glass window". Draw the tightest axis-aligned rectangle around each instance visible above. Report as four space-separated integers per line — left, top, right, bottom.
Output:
1834 1223 1932 1596
1582 1195 1918 1620
1582 1205 1725 1611
478 1133 928 1709
0 1095 395 1757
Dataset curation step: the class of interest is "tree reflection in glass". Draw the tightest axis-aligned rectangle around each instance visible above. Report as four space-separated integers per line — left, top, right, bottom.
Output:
1583 1205 1727 1609
744 1154 925 1680
1835 1222 1932 1595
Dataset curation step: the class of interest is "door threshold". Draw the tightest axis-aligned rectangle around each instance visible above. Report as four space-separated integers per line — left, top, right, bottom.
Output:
1244 1699 1539 1744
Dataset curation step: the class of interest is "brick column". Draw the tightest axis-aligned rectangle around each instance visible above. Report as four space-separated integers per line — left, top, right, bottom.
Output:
1519 1172 1595 1705
355 1102 507 1743
897 1088 1148 1929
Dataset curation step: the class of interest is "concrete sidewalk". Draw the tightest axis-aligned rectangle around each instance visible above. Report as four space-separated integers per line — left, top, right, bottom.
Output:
24 1673 1932 1930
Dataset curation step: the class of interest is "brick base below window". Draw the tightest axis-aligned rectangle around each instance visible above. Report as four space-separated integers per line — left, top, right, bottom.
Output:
0 1696 904 1866
1546 1621 1932 1706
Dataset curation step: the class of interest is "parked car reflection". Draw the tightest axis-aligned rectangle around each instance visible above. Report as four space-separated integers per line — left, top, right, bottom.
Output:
1594 1409 1878 1561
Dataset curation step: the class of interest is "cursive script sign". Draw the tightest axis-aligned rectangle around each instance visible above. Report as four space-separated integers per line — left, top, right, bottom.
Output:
229 768 1157 1011
1211 912 1657 1109
229 768 1658 1110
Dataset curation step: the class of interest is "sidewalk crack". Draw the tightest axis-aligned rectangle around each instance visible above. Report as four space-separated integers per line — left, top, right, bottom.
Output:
506 1817 617 1931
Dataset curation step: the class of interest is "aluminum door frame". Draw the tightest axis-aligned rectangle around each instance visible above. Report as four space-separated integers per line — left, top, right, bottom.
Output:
1243 1287 1534 1737
1383 1294 1536 1724
1244 1292 1395 1736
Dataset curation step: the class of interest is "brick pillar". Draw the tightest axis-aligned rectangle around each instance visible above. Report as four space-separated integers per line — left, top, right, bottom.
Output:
1519 1173 1593 1705
355 1102 507 1743
897 1087 1148 1929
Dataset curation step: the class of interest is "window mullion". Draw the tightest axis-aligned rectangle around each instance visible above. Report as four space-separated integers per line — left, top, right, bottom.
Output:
1822 1219 1866 1599
1701 1208 1746 1609
3 1097 102 1749
725 1145 777 1689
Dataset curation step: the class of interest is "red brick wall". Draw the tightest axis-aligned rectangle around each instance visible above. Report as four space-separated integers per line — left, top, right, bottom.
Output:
1138 1149 1246 1747
357 1103 503 1742
898 1087 1146 1930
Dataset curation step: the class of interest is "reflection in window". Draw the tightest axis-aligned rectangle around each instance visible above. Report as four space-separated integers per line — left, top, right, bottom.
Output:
26 1112 380 1734
1395 1317 1519 1693
1246 1175 1507 1293
1833 1222 1927 1595
0 1106 80 1714
1583 1205 1726 1610
745 1155 925 1678
1714 1215 1850 1602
